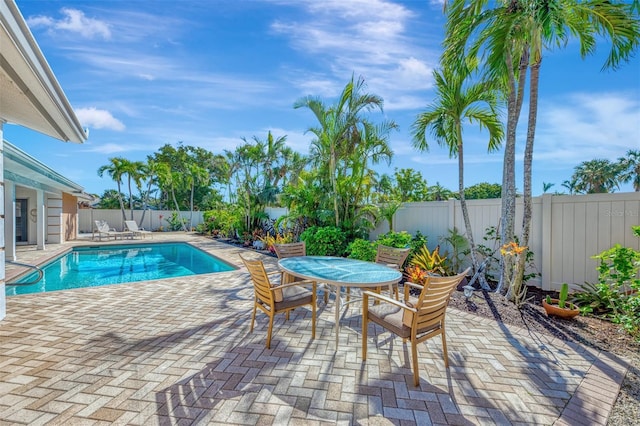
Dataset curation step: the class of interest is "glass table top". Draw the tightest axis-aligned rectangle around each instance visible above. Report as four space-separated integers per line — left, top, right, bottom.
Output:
278 256 402 286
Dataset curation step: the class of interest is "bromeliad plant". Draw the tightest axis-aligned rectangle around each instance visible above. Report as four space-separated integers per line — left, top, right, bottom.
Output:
409 245 450 276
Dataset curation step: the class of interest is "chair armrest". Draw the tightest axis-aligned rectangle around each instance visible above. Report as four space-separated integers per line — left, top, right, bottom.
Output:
362 290 417 312
271 279 317 291
403 282 424 290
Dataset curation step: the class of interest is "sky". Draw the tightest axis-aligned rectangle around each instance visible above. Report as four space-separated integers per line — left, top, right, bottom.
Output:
5 0 640 197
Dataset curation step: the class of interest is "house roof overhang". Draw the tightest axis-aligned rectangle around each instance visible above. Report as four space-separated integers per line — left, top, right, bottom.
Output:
3 139 93 200
0 0 86 143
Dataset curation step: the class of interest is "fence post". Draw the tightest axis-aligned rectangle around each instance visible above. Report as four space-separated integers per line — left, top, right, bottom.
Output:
541 193 552 291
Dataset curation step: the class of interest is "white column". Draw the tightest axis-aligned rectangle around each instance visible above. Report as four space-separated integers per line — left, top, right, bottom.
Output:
36 189 45 250
4 181 15 261
1 121 6 320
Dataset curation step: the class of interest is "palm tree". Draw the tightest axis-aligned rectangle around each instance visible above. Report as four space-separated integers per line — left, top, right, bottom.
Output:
445 0 640 293
542 182 555 193
412 65 503 285
185 164 210 230
572 159 621 193
618 149 640 191
295 75 387 229
97 157 129 222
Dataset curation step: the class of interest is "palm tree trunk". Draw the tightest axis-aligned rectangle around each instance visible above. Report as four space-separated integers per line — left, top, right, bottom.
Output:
117 182 127 223
128 176 134 220
510 60 540 302
456 126 490 290
497 47 528 294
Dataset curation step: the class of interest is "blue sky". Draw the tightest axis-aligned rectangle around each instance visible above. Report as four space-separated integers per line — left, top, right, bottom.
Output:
5 0 640 197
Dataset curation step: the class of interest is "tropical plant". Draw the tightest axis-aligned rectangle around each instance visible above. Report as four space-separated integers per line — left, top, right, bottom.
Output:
574 229 640 340
440 227 470 273
464 182 502 200
571 159 621 193
346 238 377 262
500 241 529 307
409 245 450 276
444 0 640 296
376 231 413 250
295 75 397 235
300 226 347 256
97 157 129 221
412 64 502 291
618 149 640 192
546 283 571 309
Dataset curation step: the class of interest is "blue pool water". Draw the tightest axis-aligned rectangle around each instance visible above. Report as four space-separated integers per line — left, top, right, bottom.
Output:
6 243 235 296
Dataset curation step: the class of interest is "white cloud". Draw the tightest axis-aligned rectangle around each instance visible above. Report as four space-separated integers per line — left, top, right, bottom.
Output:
84 143 134 154
75 108 125 131
535 92 640 163
270 0 439 111
27 8 111 40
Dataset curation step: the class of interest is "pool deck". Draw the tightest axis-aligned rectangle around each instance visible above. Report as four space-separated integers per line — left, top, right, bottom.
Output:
1 233 630 425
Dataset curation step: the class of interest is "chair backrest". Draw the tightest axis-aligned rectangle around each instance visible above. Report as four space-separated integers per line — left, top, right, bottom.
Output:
125 220 139 231
273 242 306 259
375 245 410 270
95 220 109 233
404 268 470 329
240 255 275 306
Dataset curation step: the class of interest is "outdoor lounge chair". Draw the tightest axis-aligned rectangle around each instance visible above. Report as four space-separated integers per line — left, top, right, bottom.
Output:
361 268 470 386
240 254 316 349
124 220 153 239
94 220 131 241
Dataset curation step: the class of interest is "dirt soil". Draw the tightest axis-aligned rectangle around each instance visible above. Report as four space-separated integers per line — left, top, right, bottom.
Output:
448 287 640 425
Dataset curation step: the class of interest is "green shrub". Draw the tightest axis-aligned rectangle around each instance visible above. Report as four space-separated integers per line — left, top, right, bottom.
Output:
376 231 412 248
574 228 640 341
347 238 376 261
300 226 347 256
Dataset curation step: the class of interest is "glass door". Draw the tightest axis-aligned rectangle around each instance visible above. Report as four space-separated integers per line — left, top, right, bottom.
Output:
16 199 28 242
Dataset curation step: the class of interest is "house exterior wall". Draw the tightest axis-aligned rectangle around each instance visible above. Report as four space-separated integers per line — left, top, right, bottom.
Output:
62 192 77 241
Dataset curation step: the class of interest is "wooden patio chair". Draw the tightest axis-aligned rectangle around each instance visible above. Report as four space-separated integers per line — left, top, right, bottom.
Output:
374 245 411 299
240 254 316 349
362 268 470 386
274 242 328 304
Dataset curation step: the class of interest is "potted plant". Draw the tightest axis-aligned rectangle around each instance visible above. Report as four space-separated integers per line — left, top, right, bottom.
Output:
542 283 580 319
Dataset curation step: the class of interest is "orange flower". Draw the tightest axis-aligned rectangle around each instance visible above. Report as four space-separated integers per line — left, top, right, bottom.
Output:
500 242 527 257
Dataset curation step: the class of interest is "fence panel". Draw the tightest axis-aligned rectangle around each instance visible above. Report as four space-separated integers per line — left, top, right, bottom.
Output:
79 210 204 234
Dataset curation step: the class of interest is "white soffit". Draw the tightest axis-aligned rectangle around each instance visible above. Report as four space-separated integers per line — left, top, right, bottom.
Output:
0 0 86 143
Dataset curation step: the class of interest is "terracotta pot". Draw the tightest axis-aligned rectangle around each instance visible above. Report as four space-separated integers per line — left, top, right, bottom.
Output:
542 299 580 319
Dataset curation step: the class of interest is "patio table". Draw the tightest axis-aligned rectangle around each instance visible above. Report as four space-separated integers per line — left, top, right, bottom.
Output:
278 256 402 348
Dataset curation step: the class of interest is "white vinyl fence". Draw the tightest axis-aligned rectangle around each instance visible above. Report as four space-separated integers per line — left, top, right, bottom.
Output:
79 209 204 234
268 193 639 291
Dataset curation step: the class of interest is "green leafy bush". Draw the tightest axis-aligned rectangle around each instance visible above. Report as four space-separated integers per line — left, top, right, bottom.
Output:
300 226 347 256
574 228 640 340
376 231 412 248
347 238 376 261
167 212 188 231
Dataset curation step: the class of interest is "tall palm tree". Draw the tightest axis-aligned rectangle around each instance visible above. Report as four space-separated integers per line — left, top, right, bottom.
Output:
295 75 386 228
97 157 129 222
618 149 640 191
185 164 210 230
123 160 145 220
445 0 640 293
572 159 621 193
412 65 503 285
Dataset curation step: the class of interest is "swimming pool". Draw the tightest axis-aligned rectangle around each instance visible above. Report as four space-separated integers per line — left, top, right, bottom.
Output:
6 243 235 296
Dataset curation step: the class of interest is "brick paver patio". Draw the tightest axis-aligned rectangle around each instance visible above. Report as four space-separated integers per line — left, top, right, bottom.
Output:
0 234 629 425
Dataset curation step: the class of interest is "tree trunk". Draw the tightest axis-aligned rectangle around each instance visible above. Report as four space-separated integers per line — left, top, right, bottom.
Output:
456 125 490 290
497 47 528 294
510 59 540 302
117 182 127 223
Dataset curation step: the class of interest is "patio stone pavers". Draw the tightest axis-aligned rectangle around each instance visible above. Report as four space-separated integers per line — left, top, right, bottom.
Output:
0 234 629 425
